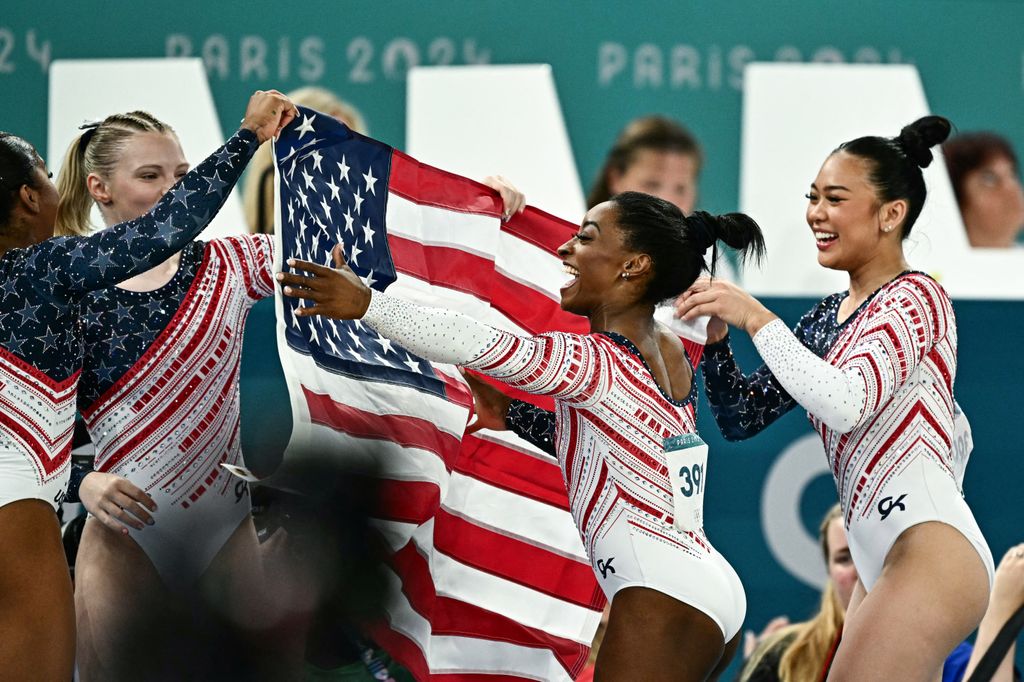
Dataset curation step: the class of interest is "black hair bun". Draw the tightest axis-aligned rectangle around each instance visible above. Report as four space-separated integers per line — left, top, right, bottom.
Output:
896 116 952 169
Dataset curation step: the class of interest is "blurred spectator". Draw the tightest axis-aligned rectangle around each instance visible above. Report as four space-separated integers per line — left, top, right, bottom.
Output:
947 543 1024 682
588 115 702 214
738 505 853 682
943 132 1024 247
243 86 367 234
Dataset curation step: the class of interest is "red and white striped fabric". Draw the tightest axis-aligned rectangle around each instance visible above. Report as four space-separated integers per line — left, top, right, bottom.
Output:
271 110 706 680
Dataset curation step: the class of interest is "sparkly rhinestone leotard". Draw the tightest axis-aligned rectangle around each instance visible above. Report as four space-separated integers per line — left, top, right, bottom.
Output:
701 271 993 588
360 290 747 639
72 233 274 590
0 129 258 510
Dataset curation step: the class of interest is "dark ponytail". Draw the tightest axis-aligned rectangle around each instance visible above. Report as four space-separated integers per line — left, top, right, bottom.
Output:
610 191 765 304
0 132 44 230
835 115 952 238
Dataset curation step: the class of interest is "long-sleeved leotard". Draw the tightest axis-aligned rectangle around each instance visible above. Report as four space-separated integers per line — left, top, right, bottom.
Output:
72 234 274 590
361 290 747 638
0 129 258 509
702 271 993 588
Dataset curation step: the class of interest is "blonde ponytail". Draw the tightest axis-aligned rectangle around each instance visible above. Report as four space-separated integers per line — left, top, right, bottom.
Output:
54 132 95 237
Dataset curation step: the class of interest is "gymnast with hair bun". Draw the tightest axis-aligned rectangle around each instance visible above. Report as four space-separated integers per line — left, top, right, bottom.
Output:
676 116 995 681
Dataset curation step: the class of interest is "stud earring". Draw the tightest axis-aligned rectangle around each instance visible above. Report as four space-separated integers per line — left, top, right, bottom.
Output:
621 273 629 280
883 225 893 233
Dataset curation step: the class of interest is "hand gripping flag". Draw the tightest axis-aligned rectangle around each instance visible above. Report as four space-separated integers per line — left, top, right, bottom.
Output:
271 107 707 681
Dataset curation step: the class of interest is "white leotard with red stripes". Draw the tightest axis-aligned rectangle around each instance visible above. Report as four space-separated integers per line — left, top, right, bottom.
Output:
80 235 274 590
362 290 746 639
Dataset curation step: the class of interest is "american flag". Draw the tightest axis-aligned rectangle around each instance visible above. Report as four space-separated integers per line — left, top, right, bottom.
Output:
271 107 706 680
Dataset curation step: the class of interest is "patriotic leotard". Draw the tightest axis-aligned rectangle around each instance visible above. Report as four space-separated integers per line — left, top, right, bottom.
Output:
361 291 746 639
702 271 993 588
74 235 274 590
0 130 258 510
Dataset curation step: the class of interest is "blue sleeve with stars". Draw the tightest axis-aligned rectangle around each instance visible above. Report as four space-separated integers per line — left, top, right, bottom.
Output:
700 336 798 441
29 129 259 295
701 301 836 441
506 399 557 458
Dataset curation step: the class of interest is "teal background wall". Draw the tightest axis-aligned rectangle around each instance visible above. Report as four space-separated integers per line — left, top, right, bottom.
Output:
3 1 1023 217
5 1 1024 675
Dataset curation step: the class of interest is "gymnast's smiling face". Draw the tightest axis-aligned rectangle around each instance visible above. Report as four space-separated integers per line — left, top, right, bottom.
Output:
556 201 638 317
89 131 189 227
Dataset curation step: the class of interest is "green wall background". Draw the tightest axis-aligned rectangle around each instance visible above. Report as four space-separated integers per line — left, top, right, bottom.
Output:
3 1 1023 217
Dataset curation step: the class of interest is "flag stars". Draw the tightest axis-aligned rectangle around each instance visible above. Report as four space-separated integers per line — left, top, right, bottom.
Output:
309 150 323 172
348 241 363 265
319 197 333 222
346 327 364 349
337 156 350 183
353 188 364 215
363 167 378 195
326 176 341 202
301 168 316 191
363 220 375 245
169 184 195 208
402 353 422 373
295 113 316 139
375 333 394 355
343 208 355 234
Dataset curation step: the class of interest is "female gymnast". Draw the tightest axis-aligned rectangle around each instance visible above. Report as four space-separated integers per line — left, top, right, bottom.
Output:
54 111 518 679
675 116 994 681
0 89 291 681
278 191 764 681
52 99 307 679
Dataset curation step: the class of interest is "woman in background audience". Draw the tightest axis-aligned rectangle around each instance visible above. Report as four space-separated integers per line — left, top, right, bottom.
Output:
739 505 854 682
943 132 1024 248
588 115 703 214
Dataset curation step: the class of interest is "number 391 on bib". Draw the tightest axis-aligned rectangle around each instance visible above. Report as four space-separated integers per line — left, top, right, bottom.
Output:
664 433 709 533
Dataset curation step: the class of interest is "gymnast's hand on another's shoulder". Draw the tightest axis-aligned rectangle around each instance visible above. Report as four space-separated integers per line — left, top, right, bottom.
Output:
79 472 158 534
278 243 371 320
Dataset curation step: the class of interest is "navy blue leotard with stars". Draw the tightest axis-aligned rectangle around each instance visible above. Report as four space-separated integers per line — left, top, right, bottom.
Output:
0 129 258 507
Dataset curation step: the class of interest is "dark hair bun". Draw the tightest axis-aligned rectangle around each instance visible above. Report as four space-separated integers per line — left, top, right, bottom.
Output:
896 116 952 169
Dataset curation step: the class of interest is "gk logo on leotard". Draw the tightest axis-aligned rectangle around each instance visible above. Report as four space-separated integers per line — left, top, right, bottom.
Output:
596 558 616 579
878 494 907 520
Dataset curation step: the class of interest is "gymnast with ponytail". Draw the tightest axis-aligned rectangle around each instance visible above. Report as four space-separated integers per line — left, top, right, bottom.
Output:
676 116 995 681
277 190 765 681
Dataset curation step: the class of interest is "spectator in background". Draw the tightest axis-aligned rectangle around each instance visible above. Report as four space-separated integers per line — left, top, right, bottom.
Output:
949 543 1024 682
588 115 702 214
738 504 854 682
943 132 1024 248
243 86 367 234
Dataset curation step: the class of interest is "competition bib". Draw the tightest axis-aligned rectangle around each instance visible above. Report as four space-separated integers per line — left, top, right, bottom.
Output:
951 401 973 489
665 433 708 533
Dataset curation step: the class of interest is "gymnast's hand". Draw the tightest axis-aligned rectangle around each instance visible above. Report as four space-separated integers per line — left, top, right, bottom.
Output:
675 277 778 339
79 472 158 534
240 89 299 144
480 175 526 221
462 370 513 434
278 243 371 320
